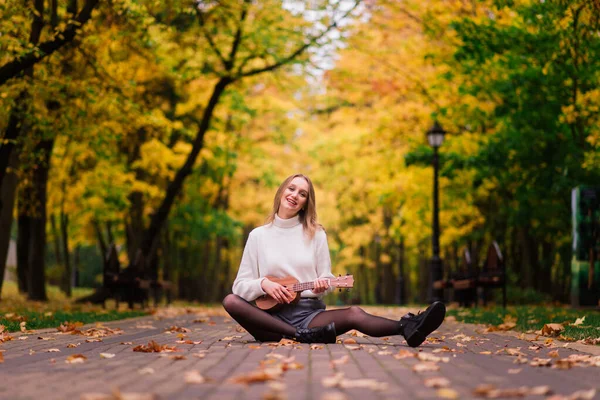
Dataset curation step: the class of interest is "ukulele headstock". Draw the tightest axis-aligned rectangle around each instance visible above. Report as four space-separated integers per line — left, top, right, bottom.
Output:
333 274 354 288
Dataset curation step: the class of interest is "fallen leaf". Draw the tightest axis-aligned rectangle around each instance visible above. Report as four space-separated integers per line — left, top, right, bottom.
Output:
530 358 552 367
320 392 348 400
220 335 242 341
330 355 349 368
85 338 103 343
479 351 492 355
342 338 357 344
0 352 3 363
432 346 453 353
20 321 27 333
310 344 324 350
66 343 80 348
18 336 28 340
507 369 521 374
135 324 157 329
541 324 564 337
139 367 155 375
572 316 586 326
80 389 156 400
549 388 596 400
133 340 176 353
170 355 186 360
100 353 115 359
378 351 392 356
57 321 84 333
322 372 387 391
424 377 450 388
120 342 133 345
44 348 60 353
66 354 87 364
548 350 559 358
344 344 361 351
229 366 283 384
504 348 525 357
437 388 459 399
393 349 417 360
474 384 552 398
165 326 190 333
38 336 55 341
184 370 206 384
412 362 440 373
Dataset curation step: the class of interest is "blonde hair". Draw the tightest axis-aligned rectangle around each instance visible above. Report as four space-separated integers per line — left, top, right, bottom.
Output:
266 174 321 239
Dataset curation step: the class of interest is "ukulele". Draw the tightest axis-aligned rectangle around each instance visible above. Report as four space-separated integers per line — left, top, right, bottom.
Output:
255 274 354 311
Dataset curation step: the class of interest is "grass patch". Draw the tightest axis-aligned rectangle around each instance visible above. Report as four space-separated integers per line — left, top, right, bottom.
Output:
447 305 600 342
1 281 148 333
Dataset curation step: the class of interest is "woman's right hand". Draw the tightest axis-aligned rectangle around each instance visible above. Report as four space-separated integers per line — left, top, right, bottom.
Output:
261 279 295 304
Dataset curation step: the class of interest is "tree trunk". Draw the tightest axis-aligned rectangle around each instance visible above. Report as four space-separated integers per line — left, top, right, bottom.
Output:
93 219 107 260
395 237 405 305
125 128 146 265
0 151 19 299
137 78 232 269
27 138 54 301
0 91 27 213
61 211 71 297
73 244 80 288
17 212 31 294
50 214 62 266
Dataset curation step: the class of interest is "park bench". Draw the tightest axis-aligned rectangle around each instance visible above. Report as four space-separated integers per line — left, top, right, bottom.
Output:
77 244 173 309
450 248 478 307
477 241 507 309
434 241 506 308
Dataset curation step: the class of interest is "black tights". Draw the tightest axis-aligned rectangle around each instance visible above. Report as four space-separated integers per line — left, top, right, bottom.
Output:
222 294 400 342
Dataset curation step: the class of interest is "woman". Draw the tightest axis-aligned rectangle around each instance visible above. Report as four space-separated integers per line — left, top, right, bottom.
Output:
222 174 446 345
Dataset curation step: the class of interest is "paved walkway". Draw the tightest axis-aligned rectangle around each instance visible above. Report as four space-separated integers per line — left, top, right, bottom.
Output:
0 306 599 400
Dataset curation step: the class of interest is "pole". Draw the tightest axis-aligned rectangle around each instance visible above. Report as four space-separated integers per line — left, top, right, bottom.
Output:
429 146 444 303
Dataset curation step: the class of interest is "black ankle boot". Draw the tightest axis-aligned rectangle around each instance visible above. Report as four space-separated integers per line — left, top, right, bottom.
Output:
398 301 446 348
293 322 337 344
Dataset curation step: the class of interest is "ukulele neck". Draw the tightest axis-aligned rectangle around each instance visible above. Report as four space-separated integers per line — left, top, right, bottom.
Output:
289 280 330 293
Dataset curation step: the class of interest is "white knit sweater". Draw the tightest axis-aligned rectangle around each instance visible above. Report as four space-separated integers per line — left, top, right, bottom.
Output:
232 214 335 301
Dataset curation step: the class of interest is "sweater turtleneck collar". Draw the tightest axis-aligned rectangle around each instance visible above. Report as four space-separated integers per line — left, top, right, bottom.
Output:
273 213 301 228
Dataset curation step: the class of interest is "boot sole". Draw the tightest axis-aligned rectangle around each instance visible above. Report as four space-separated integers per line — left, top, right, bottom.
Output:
405 302 446 348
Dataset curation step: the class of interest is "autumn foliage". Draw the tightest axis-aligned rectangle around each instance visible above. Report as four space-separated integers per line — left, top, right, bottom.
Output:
1 0 599 305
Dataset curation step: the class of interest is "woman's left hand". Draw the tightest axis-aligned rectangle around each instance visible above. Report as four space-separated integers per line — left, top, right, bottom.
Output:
312 278 330 294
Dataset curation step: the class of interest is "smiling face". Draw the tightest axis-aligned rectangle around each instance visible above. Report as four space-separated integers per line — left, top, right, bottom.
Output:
277 176 309 219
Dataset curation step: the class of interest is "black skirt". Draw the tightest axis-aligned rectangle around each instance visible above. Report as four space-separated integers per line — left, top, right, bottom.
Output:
270 298 326 329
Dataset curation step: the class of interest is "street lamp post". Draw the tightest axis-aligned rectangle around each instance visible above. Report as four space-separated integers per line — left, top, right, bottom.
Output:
427 121 446 303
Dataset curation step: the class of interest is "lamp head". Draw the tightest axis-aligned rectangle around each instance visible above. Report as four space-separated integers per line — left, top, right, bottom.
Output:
427 121 446 148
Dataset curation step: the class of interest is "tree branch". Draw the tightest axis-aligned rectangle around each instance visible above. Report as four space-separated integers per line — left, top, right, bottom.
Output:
224 0 250 71
0 0 100 87
236 1 360 79
195 7 228 69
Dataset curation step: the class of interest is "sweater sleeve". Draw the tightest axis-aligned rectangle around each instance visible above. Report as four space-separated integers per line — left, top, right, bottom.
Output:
232 231 267 302
312 229 336 297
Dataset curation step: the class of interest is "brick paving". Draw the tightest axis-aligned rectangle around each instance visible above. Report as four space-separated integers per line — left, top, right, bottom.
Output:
0 306 599 400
